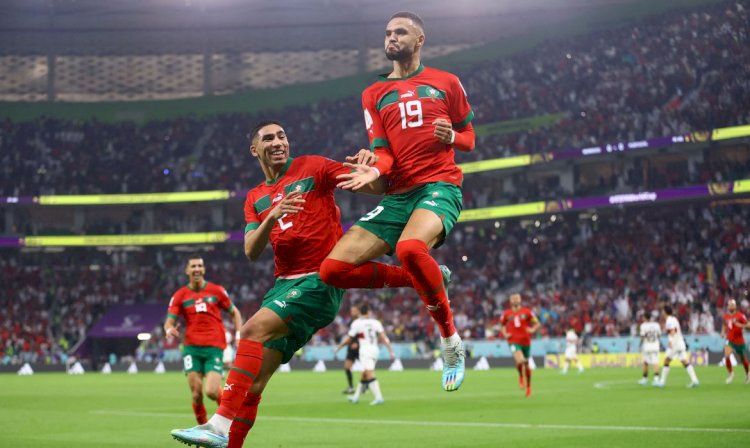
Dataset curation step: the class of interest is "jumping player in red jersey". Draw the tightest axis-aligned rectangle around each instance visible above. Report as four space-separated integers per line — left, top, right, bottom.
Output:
320 11 476 392
500 293 540 397
164 255 243 425
171 121 384 448
721 299 750 384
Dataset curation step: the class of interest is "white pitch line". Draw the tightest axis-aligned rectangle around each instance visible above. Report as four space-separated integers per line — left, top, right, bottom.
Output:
91 410 750 434
593 380 635 390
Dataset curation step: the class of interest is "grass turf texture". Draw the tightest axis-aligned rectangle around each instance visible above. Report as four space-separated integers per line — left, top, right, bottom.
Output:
1 366 747 447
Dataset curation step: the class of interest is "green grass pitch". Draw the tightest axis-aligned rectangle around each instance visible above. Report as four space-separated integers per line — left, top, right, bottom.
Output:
1 366 747 447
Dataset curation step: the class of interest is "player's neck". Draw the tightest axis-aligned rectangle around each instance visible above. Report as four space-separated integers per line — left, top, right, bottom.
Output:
189 279 205 290
390 58 421 78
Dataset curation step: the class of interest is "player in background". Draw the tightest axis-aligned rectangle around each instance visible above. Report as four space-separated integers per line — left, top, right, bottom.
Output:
500 293 540 397
222 329 236 370
341 306 362 395
656 305 699 388
164 255 243 425
335 303 395 405
171 121 383 448
638 314 661 386
561 328 584 375
721 299 749 384
321 10 476 393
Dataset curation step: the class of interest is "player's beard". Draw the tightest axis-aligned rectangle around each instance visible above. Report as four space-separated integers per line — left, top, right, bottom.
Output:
385 45 414 62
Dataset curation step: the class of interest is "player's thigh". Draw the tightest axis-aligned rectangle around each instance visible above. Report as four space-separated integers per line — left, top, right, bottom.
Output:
249 347 283 395
241 307 290 342
186 371 204 396
326 225 390 264
204 371 223 397
399 208 445 247
724 343 733 356
512 349 525 364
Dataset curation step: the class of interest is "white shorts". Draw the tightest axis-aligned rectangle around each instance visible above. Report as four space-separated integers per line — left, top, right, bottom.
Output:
222 345 235 364
564 347 578 359
359 347 379 371
665 346 688 362
642 350 660 365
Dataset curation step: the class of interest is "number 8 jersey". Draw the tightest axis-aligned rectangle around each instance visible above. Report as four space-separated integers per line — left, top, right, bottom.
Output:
244 155 349 278
362 64 474 193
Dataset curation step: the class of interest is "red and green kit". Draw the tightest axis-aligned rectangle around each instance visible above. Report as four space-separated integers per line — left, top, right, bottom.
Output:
167 282 234 349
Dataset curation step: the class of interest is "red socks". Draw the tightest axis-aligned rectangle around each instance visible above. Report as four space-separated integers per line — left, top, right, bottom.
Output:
319 258 412 289
228 393 262 448
525 362 532 386
744 359 749 374
216 340 263 420
395 239 456 337
192 402 207 425
726 357 733 373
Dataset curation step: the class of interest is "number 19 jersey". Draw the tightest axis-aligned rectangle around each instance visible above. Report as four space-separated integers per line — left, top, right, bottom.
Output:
362 65 474 193
500 307 538 346
244 156 348 278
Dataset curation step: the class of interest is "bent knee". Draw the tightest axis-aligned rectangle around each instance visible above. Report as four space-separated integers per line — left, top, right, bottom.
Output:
320 258 351 286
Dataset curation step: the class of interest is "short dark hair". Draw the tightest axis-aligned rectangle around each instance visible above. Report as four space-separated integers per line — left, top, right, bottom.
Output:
185 253 203 265
249 120 284 144
358 303 370 314
389 11 424 30
663 304 673 315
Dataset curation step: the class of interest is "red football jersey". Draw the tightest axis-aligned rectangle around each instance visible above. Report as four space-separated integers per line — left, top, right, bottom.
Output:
244 155 348 277
724 312 747 344
167 281 234 349
500 307 538 346
362 65 474 193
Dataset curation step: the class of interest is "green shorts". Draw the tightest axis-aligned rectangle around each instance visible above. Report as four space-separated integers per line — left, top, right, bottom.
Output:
355 182 463 254
727 341 747 354
263 274 344 363
509 343 531 359
182 345 224 376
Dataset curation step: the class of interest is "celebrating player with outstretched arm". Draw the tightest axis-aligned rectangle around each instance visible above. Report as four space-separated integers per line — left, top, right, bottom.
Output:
721 299 749 384
500 293 540 397
320 11 475 393
170 121 383 448
164 255 243 426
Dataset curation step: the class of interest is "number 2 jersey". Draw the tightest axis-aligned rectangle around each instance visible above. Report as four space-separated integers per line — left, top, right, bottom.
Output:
244 156 348 278
167 281 234 349
362 64 474 193
724 311 747 344
500 307 538 346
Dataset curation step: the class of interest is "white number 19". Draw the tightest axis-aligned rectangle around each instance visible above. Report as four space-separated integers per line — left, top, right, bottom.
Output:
398 100 423 129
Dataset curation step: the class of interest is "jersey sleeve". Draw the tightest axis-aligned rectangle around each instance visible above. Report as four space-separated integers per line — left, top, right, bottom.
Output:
447 74 474 130
217 285 234 312
362 89 390 151
167 293 181 320
375 320 385 334
739 314 748 325
347 321 359 338
321 156 350 191
639 325 646 337
499 311 508 326
528 310 539 324
244 192 262 233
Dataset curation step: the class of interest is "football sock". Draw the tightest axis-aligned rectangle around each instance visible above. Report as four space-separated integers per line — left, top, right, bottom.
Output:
516 363 524 378
352 379 372 401
369 379 383 401
345 369 353 388
216 340 263 421
578 362 584 373
686 364 698 383
395 239 456 337
524 362 532 386
725 357 733 373
319 259 412 289
192 401 207 425
562 361 569 374
661 366 670 384
228 393 261 448
743 359 749 374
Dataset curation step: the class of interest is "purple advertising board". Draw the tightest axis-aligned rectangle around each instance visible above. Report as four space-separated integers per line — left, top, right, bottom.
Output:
87 303 165 338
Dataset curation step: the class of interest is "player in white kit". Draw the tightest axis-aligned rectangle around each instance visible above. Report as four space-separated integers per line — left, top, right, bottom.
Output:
335 303 395 405
638 315 661 386
656 305 699 388
561 329 584 374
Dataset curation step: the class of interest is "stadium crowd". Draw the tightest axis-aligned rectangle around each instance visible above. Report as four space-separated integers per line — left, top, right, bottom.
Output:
1 0 747 197
2 203 748 365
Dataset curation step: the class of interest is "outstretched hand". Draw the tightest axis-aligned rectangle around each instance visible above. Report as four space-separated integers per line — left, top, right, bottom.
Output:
268 191 305 219
345 148 379 166
166 323 181 339
337 162 380 191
